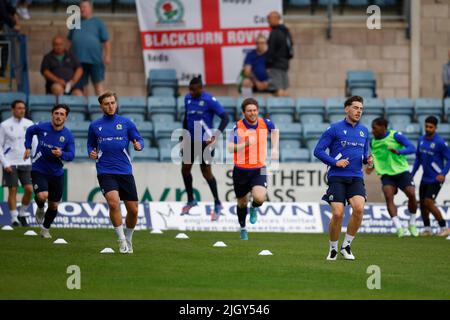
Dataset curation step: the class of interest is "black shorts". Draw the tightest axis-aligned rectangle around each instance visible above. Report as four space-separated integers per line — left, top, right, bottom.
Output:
233 167 267 198
419 182 442 201
322 176 366 205
97 174 138 201
31 171 64 202
381 171 415 191
2 165 32 187
181 140 215 165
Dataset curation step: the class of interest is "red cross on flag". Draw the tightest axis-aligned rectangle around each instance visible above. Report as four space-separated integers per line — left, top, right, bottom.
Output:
137 0 282 85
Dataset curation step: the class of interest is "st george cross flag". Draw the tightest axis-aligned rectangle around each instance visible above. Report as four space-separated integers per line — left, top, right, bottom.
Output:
136 0 282 85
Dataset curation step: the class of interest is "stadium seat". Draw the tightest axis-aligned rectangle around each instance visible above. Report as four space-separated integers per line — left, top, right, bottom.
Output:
280 122 302 140
118 96 147 122
130 147 159 162
73 138 88 162
216 96 237 120
65 121 90 138
148 96 177 123
148 69 178 97
347 0 369 6
415 98 443 124
296 97 326 124
444 98 450 122
393 123 421 143
87 96 103 121
374 0 398 6
346 70 377 98
359 97 384 127
267 97 296 123
326 97 346 123
437 123 450 141
385 98 415 126
0 92 28 120
281 148 310 163
289 0 311 6
134 121 154 143
280 139 302 150
303 123 330 150
236 96 267 118
58 95 88 122
159 146 182 162
153 121 183 147
29 95 57 121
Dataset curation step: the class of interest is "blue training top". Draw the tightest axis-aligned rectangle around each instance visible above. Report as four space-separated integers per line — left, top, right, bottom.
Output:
184 91 226 142
24 122 75 176
314 119 370 178
87 114 144 175
411 133 450 184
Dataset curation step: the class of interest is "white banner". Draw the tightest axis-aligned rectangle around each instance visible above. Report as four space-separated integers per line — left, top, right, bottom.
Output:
136 0 281 85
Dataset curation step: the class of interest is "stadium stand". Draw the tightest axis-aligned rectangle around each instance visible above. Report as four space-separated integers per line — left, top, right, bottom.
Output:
147 96 177 123
415 98 443 124
267 97 296 124
326 97 347 123
281 147 310 162
118 96 147 122
216 96 237 120
0 92 28 120
58 95 88 122
29 95 57 122
88 96 103 121
147 69 178 97
345 70 377 98
296 97 326 124
385 98 415 127
359 97 384 127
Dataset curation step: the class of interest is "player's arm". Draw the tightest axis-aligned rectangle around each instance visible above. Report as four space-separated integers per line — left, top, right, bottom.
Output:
227 126 250 154
57 134 75 161
128 121 144 151
390 132 416 155
438 142 450 181
266 120 279 160
87 124 98 159
410 144 421 178
208 97 229 144
314 127 342 167
23 124 39 160
364 138 375 174
0 125 11 169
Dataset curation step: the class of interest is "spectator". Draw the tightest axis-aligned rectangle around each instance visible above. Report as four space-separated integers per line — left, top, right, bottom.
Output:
68 0 111 96
0 0 19 31
266 11 294 97
443 49 450 98
240 34 269 97
41 35 83 96
10 0 31 20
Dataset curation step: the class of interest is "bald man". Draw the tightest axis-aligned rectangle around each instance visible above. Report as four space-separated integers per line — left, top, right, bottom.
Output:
40 35 83 96
266 11 294 97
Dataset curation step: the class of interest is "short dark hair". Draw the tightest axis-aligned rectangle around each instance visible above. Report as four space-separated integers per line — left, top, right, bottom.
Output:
11 99 26 109
52 104 70 116
241 98 259 112
344 95 364 108
189 75 203 87
98 91 118 105
372 117 388 128
425 116 438 127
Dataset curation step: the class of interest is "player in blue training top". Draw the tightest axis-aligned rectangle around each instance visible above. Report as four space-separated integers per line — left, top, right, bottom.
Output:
87 91 144 254
23 104 75 239
411 116 450 237
180 76 229 220
314 96 373 261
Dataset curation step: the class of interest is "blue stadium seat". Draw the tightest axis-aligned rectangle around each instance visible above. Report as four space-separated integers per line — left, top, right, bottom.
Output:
130 148 159 162
347 0 369 6
385 98 415 126
415 98 443 124
393 123 421 143
65 121 90 138
117 0 136 6
31 111 50 123
134 121 154 143
346 70 377 98
236 96 266 118
374 0 398 6
318 0 339 5
267 97 296 123
87 96 102 120
148 96 177 123
303 123 330 150
58 95 87 122
148 69 178 97
73 138 88 162
326 97 346 123
29 95 57 121
437 123 450 141
297 97 326 124
159 146 182 162
153 121 182 147
118 96 147 122
216 96 237 120
280 139 302 150
281 148 310 163
280 122 302 140
289 0 311 6
444 98 450 122
359 97 384 127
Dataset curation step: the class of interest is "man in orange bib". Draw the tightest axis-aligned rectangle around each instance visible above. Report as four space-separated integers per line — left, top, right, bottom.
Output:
228 98 279 240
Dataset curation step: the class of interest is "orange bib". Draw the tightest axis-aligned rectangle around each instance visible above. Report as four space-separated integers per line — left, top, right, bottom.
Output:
233 118 268 169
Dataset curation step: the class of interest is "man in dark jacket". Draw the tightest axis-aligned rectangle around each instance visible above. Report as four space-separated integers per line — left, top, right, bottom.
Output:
0 0 19 31
266 11 293 97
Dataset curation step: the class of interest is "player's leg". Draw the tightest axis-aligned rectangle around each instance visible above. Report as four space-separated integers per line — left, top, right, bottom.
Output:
3 166 19 225
422 183 448 236
200 163 222 220
341 195 365 260
181 161 197 214
402 185 419 237
104 190 128 253
328 202 345 260
248 169 268 224
237 194 250 240
17 166 33 226
40 174 64 238
419 183 432 236
120 174 139 253
31 171 49 225
382 184 404 236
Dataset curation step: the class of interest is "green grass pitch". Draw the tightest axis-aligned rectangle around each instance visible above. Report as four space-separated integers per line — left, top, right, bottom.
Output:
1 228 449 299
